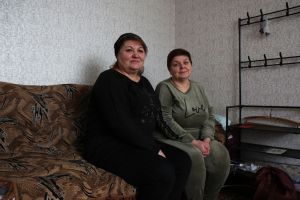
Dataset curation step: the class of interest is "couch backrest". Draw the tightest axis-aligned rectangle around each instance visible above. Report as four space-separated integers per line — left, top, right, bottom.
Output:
0 81 91 154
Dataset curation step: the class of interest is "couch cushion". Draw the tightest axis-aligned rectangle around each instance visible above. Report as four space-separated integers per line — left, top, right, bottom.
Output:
0 82 89 154
0 153 135 200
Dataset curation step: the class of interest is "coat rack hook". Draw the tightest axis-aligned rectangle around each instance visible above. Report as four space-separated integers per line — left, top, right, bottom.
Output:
279 52 283 65
247 12 250 24
260 9 264 21
286 2 290 16
248 56 252 68
264 54 267 67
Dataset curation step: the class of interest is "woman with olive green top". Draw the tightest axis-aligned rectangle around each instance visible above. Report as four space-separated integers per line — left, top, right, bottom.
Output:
154 48 230 200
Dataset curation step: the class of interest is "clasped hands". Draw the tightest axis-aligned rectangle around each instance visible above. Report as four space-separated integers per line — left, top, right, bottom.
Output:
192 138 211 157
158 138 211 158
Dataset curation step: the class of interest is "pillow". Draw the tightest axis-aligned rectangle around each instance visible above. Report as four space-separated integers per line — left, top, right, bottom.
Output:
215 114 231 131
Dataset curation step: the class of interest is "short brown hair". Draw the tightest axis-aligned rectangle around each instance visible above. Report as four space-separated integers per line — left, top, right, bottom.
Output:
167 48 192 70
114 33 148 57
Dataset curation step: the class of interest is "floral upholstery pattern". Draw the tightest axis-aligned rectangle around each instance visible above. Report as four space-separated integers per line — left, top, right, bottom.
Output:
0 81 135 200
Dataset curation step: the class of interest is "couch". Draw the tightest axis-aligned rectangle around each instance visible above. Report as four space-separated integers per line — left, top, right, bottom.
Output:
0 81 135 200
0 81 226 200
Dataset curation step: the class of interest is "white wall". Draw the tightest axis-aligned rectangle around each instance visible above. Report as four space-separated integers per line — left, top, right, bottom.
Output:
1 0 175 86
2 0 299 115
175 0 300 115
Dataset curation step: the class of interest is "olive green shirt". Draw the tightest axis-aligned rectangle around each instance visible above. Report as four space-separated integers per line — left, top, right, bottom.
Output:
155 78 215 143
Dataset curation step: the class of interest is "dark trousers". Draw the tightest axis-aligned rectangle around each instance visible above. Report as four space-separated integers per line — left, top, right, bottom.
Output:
93 142 191 200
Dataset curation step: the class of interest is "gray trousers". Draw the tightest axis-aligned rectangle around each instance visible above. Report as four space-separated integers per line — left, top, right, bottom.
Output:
158 139 230 200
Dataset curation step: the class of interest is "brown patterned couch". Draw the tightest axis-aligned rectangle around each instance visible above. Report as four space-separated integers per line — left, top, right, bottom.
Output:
0 81 135 200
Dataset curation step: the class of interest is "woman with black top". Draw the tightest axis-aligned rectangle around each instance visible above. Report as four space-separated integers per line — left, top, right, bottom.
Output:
84 33 191 200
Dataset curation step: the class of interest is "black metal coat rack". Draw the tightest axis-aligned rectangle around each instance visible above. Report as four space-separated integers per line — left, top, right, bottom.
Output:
239 3 300 69
241 2 300 26
233 2 300 124
225 2 300 166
